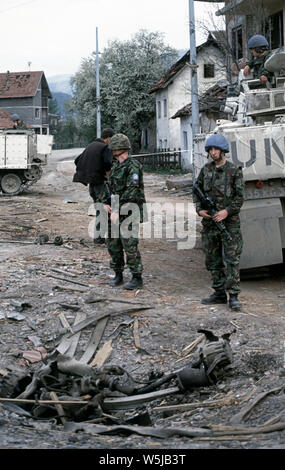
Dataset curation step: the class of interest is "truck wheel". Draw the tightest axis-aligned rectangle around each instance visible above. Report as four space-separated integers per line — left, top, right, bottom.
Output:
1 173 22 194
23 165 42 181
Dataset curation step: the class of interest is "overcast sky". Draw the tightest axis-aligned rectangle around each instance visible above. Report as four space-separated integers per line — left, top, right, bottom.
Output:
0 0 223 78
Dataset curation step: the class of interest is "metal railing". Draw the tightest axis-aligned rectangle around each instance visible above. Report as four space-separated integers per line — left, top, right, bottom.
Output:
52 141 88 150
133 148 182 170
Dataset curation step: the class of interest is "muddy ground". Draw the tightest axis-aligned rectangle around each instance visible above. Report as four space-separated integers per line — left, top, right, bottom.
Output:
0 149 284 453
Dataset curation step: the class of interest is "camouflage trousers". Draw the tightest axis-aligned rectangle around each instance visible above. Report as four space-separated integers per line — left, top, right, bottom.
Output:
106 218 143 275
202 226 243 294
89 184 105 237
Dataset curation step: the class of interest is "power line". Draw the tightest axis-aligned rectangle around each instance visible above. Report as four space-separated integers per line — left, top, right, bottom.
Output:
0 0 41 14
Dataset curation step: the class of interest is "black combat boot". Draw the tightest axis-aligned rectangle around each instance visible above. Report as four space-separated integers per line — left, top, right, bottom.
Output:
201 290 227 305
123 274 143 290
109 272 123 286
229 294 242 310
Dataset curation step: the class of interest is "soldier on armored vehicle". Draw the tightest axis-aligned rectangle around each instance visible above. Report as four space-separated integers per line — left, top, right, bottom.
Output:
243 35 274 87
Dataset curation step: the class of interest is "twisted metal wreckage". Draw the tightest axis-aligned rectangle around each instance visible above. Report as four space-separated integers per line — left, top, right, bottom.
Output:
0 303 237 438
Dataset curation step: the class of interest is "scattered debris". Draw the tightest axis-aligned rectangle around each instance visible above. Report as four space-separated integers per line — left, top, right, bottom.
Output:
10 300 32 312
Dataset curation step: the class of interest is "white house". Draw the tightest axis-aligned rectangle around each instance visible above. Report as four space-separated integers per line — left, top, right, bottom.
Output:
148 32 227 170
171 83 228 169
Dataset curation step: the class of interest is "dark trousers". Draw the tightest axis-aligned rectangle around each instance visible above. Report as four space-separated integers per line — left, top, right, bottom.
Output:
89 183 104 239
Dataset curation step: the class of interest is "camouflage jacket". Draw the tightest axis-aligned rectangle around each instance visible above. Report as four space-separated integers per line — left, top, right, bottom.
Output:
102 157 146 222
194 160 245 228
246 51 274 81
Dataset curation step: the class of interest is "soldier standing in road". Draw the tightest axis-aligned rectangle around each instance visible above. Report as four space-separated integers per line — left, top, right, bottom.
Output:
193 134 245 310
73 128 114 245
243 35 274 86
102 134 146 290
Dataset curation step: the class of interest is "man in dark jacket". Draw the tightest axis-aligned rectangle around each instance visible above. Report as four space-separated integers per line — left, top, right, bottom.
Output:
73 128 114 245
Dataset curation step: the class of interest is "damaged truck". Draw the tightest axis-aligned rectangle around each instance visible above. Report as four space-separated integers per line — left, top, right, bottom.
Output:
193 52 285 270
0 129 53 196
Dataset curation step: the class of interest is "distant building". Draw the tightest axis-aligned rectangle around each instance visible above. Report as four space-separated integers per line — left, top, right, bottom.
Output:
0 71 52 134
148 32 227 169
171 83 228 168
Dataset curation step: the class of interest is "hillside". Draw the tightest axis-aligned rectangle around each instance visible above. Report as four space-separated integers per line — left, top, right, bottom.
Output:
47 74 74 119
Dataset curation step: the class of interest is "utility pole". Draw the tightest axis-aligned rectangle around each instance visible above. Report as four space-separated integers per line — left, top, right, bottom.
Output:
188 0 200 148
96 26 101 138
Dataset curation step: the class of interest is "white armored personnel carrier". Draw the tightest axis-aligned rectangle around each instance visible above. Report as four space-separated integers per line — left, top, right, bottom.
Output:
193 52 285 269
0 129 53 196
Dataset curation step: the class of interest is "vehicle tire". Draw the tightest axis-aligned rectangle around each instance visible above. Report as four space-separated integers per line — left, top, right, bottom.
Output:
23 165 42 181
1 173 22 194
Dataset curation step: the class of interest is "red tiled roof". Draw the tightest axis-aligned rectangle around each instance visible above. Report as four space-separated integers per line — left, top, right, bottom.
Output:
0 71 50 98
172 83 228 119
0 109 14 128
0 108 31 129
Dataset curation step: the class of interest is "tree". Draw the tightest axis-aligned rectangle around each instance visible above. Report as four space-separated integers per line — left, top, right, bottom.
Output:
196 1 271 82
71 29 178 151
48 97 59 115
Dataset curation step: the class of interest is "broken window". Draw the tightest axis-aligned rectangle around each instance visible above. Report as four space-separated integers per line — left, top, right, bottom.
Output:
163 99 167 118
157 101 161 119
263 10 284 50
204 64 215 79
183 131 188 151
232 25 243 61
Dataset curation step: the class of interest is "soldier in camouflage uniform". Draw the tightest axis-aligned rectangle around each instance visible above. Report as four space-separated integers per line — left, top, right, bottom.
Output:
193 134 245 310
102 134 146 290
243 35 274 86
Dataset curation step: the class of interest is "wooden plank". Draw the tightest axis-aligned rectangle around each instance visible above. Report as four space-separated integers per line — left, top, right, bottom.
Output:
66 312 87 358
54 306 152 346
229 385 284 425
56 312 86 356
50 391 67 424
90 339 113 367
80 316 109 364
133 319 140 349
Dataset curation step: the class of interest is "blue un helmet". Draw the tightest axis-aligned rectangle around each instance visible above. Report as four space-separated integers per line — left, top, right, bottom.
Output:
11 113 20 122
248 35 269 50
205 134 230 154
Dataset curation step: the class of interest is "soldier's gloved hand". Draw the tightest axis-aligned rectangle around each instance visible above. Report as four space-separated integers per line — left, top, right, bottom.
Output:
212 209 228 222
199 210 212 219
243 65 251 77
260 74 268 84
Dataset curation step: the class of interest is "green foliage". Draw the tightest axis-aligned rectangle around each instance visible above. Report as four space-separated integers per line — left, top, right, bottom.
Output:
71 29 178 150
48 97 59 115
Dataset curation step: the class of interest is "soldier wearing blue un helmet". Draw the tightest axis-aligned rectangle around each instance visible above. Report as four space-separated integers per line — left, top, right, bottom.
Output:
243 34 274 85
193 134 245 310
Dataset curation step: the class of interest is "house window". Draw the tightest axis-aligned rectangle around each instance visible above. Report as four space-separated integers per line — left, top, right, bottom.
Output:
263 10 284 49
35 108 40 119
183 131 188 151
204 64 215 78
157 101 161 119
232 25 243 60
42 109 47 119
159 139 163 149
164 139 168 149
163 99 167 118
